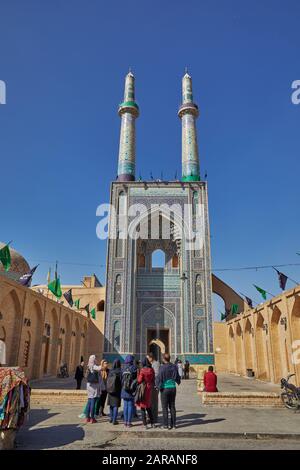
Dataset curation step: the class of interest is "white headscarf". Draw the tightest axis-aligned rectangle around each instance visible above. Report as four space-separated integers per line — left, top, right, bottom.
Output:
88 354 96 371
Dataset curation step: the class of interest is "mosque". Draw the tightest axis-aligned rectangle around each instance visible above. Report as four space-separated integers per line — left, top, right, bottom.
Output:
0 72 299 387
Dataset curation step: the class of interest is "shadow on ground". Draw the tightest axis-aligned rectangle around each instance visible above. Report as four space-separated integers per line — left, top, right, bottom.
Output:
15 408 85 449
176 413 226 428
16 423 85 449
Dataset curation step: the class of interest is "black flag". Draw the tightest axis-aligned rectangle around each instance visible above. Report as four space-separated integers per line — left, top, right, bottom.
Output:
63 289 74 307
275 269 288 290
19 265 38 287
225 307 231 317
245 296 253 308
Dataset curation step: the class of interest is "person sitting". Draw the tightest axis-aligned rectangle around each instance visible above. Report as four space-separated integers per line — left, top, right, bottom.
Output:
203 366 218 392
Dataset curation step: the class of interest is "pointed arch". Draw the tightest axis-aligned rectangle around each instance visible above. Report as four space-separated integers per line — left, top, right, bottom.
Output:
270 306 283 383
291 296 300 384
0 289 22 366
244 318 254 370
228 325 236 373
255 313 268 380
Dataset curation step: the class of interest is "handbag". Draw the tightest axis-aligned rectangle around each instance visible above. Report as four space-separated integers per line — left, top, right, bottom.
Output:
87 369 99 384
134 381 146 403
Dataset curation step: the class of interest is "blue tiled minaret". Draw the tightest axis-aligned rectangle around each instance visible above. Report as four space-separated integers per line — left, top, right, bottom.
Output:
117 71 139 182
178 72 200 182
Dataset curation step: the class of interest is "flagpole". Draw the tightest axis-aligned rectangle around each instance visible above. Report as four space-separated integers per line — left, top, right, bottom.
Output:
272 266 299 287
287 277 300 285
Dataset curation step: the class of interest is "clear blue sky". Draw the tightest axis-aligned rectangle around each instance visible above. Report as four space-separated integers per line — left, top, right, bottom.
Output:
1 1 300 317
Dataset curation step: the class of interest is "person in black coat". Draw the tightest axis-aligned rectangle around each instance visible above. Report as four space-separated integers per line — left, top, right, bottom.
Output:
95 359 110 417
107 359 122 425
74 361 85 389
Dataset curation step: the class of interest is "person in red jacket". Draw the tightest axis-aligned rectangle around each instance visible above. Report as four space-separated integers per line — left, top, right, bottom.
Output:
203 366 218 392
136 357 155 429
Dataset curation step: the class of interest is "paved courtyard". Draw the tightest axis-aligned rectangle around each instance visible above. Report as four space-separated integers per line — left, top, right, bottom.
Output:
15 375 300 450
30 372 281 393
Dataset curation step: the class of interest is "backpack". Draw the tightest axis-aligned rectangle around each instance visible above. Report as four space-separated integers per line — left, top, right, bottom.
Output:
106 373 118 394
122 368 134 393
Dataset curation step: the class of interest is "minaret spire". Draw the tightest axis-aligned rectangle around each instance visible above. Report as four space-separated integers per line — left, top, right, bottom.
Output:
178 71 200 181
117 71 139 181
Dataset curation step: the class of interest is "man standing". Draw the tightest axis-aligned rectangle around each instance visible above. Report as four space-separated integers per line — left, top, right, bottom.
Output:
156 353 181 430
184 360 190 380
147 352 160 426
74 360 85 389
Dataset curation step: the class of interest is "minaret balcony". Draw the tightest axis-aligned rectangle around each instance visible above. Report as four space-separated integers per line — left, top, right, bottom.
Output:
118 100 139 117
178 102 199 118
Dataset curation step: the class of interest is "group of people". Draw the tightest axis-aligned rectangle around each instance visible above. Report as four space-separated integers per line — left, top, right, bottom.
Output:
76 354 218 429
79 352 181 429
175 358 190 380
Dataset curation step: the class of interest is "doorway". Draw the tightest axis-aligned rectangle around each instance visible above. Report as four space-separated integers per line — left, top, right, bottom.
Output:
147 328 169 361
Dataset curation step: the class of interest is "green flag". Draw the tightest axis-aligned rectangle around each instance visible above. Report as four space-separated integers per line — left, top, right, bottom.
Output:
221 312 226 321
48 278 62 298
90 308 96 319
0 244 11 271
231 304 239 316
254 285 267 300
74 299 80 309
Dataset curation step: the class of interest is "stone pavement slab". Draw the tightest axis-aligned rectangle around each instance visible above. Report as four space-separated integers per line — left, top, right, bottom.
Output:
15 377 300 449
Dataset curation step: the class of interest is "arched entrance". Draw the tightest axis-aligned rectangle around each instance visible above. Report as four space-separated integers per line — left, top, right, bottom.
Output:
244 319 254 370
270 306 283 383
48 308 59 375
141 305 174 358
235 322 244 375
1 290 22 365
291 297 300 385
228 325 236 372
255 313 268 380
149 338 166 361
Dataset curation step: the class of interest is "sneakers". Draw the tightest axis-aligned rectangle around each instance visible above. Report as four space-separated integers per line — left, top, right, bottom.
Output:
90 418 97 424
85 418 91 424
78 413 86 419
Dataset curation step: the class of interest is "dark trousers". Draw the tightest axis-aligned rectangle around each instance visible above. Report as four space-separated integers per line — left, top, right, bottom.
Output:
95 391 107 415
160 388 176 428
151 388 159 423
141 408 153 426
76 378 82 389
100 391 107 409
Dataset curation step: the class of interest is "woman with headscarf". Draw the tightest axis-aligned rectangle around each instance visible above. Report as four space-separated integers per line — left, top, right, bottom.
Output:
85 355 101 424
136 357 155 429
95 359 109 417
107 359 122 425
121 355 137 428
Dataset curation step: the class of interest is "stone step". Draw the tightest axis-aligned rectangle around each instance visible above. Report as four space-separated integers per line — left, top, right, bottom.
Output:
31 389 87 405
200 391 284 408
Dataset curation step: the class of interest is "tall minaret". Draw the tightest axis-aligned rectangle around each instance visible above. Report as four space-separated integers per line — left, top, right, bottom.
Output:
178 71 200 181
117 71 139 181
